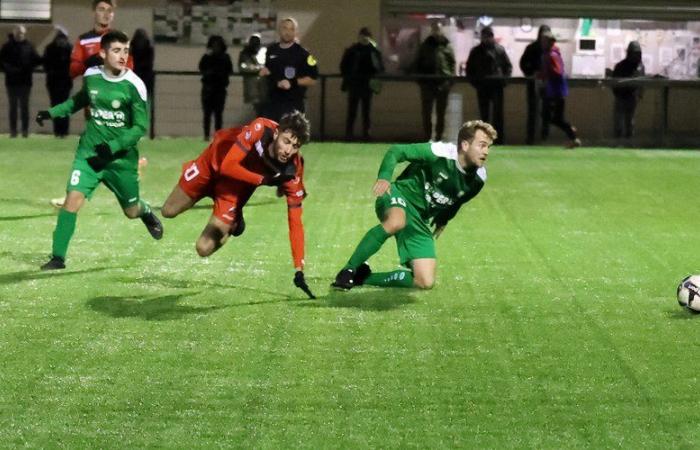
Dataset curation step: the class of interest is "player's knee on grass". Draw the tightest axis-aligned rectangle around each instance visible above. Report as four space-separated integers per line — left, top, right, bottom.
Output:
196 224 227 257
161 202 178 218
412 259 436 289
413 273 435 290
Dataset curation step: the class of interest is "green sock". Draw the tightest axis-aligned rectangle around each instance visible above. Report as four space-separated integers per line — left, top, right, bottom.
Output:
52 209 77 260
345 225 391 269
364 269 415 288
138 199 151 217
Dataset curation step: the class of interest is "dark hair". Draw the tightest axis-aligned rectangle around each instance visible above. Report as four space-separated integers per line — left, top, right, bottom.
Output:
206 35 227 52
481 26 494 38
93 0 114 9
101 29 128 50
359 27 372 37
278 111 311 145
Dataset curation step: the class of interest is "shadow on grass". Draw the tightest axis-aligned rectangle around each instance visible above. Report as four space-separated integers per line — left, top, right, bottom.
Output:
0 213 56 222
86 292 227 321
296 288 417 311
0 266 116 286
667 308 700 319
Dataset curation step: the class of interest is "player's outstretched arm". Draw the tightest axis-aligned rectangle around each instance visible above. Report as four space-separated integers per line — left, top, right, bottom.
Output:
372 179 391 197
376 143 439 181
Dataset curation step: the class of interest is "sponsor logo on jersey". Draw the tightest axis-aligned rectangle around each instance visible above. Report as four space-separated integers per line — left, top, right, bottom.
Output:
245 131 251 140
91 108 126 127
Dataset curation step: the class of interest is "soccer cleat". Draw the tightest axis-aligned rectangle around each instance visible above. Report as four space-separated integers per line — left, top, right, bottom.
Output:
331 268 355 290
565 138 582 149
141 211 164 240
50 197 66 208
41 255 65 271
230 214 246 237
353 263 372 286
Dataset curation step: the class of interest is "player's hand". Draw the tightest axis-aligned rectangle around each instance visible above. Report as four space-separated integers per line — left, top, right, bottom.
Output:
84 54 104 68
87 143 113 171
259 67 270 77
86 155 109 172
372 179 391 197
293 270 316 299
94 143 113 159
35 110 51 126
277 79 292 90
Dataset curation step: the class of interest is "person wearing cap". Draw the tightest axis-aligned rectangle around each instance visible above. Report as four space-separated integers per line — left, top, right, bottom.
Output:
340 27 384 141
42 27 73 137
538 30 581 149
238 33 267 118
611 41 645 140
466 26 512 144
519 24 551 145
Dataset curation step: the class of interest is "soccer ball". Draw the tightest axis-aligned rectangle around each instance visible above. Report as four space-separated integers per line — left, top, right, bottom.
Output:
677 275 700 312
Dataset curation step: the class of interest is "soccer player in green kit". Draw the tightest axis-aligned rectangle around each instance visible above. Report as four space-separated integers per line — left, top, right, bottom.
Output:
332 120 497 290
36 30 162 270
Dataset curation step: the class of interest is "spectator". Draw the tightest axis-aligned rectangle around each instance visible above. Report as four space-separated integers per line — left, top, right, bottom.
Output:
539 30 580 149
260 17 318 122
130 28 154 99
340 27 384 141
42 27 73 137
612 41 645 139
198 35 233 141
238 33 266 118
413 22 455 142
0 25 41 138
466 26 512 144
519 24 551 145
70 0 132 79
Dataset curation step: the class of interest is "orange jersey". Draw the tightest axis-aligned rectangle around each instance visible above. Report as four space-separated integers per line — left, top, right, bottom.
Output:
70 29 134 79
178 117 307 268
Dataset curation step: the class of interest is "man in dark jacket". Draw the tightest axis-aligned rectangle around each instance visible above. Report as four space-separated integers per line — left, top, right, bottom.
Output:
199 35 233 140
413 22 455 142
611 41 644 139
466 26 512 144
519 24 550 144
340 27 384 141
42 27 73 137
238 33 266 118
0 25 41 137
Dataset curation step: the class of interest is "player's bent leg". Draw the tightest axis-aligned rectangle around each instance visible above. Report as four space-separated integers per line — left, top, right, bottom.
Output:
411 258 436 290
196 215 230 257
123 200 164 240
161 185 197 219
333 206 406 290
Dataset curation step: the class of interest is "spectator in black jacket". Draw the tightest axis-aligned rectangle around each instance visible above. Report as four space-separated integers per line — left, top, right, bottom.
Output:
238 33 266 119
519 24 550 144
413 22 456 142
0 25 41 138
340 27 384 141
42 27 73 137
131 28 155 99
611 41 644 139
466 26 512 144
199 35 233 140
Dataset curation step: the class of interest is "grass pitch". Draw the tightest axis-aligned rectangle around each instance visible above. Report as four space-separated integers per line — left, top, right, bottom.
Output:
1 136 700 448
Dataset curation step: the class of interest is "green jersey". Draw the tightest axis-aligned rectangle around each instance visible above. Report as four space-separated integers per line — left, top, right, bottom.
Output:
49 66 148 160
377 142 486 227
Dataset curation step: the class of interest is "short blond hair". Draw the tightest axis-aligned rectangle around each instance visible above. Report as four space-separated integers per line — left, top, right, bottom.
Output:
458 120 497 145
279 17 298 30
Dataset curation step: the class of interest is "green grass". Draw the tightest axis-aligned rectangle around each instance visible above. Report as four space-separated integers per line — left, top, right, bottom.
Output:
1 136 700 448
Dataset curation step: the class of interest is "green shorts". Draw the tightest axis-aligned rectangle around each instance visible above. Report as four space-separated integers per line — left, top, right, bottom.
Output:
375 188 436 267
65 157 140 209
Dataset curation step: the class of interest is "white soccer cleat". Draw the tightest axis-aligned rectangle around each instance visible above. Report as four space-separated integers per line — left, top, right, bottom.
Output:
50 197 65 208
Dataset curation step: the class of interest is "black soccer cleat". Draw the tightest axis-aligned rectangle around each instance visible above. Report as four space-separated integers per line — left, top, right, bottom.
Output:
41 255 65 271
331 268 355 290
353 263 372 286
141 211 164 240
230 214 246 237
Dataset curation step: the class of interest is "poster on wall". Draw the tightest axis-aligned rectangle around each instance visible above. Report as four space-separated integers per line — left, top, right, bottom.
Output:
153 0 277 46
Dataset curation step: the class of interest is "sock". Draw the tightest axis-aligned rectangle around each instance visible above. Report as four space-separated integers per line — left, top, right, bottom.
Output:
364 269 414 288
51 209 77 260
345 225 391 269
138 199 152 218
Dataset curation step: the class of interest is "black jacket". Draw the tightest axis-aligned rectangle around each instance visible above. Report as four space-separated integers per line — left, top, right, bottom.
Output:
612 58 645 100
199 51 233 91
413 34 455 88
340 41 384 91
466 42 512 88
519 40 543 77
43 34 72 88
0 37 41 87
